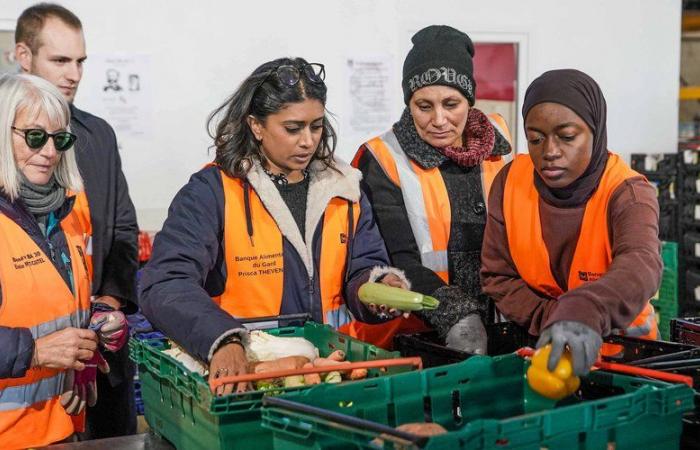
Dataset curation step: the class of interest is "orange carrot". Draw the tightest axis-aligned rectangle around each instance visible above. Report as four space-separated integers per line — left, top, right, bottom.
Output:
349 368 368 380
302 362 321 385
327 350 346 361
252 356 310 374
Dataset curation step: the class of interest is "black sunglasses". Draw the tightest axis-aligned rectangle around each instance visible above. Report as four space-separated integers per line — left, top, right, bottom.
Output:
11 126 77 152
262 63 326 87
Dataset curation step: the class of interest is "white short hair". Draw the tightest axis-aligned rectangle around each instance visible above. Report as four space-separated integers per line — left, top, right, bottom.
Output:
0 73 83 200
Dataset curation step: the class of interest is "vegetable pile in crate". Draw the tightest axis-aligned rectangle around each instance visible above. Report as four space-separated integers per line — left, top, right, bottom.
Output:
262 353 695 450
128 322 419 450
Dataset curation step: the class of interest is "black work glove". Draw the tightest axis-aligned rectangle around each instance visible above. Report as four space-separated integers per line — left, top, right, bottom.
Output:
536 320 602 376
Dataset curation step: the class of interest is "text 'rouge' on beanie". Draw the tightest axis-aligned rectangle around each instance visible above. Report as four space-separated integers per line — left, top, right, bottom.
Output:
402 25 476 106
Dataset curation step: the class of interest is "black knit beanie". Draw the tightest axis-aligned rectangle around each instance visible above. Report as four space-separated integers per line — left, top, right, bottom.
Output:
402 25 476 105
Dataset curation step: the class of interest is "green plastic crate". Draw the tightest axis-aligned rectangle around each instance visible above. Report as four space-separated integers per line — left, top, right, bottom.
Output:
261 353 695 450
652 241 679 340
129 322 410 450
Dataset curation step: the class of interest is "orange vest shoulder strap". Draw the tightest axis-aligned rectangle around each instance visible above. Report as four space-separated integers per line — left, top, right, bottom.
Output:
487 113 513 148
361 133 402 186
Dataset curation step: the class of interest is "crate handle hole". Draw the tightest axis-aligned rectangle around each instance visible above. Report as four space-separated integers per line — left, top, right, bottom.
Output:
458 378 470 385
434 371 448 378
451 390 463 425
338 400 354 408
495 438 510 446
363 383 379 390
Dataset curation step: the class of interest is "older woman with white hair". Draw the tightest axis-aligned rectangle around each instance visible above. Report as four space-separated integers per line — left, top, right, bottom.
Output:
0 73 98 448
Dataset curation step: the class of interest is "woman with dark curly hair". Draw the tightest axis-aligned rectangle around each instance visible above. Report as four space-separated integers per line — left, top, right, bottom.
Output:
139 57 410 395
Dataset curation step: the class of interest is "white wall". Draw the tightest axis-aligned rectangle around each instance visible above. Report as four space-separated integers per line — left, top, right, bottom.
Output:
0 0 682 230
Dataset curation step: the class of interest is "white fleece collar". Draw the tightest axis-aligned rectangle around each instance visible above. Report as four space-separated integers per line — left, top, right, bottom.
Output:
246 159 362 277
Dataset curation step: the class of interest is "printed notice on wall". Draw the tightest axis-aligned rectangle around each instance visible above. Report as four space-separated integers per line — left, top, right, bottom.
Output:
75 53 152 140
344 55 395 136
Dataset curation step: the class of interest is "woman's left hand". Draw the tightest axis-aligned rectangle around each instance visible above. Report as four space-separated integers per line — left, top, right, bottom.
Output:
367 274 411 319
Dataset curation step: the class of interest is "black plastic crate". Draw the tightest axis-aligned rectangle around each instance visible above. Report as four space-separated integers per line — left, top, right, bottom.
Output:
683 174 700 195
672 317 700 347
686 269 700 304
630 153 677 175
685 233 700 259
660 205 679 241
649 178 677 205
394 322 537 368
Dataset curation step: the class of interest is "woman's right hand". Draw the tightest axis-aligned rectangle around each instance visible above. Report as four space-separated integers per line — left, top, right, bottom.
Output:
209 342 250 396
32 327 98 370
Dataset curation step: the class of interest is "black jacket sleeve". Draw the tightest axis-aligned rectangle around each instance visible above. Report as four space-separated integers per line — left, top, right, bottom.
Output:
98 137 139 304
138 169 244 362
343 191 394 324
71 108 139 306
0 326 34 379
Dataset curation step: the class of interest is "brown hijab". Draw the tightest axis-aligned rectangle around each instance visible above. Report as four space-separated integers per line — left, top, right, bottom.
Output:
522 69 608 208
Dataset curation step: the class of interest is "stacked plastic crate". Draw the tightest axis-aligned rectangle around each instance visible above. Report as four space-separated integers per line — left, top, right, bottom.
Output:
679 145 700 315
630 153 681 336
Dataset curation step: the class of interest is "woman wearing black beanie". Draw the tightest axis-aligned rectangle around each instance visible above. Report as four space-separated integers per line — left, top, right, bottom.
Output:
351 25 512 352
480 69 661 375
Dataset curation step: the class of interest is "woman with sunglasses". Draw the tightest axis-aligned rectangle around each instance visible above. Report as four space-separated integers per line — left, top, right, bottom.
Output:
351 25 512 352
139 57 411 395
0 73 97 447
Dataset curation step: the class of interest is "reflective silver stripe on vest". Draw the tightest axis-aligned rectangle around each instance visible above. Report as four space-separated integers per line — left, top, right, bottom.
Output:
0 372 64 412
371 130 448 274
325 304 354 330
488 115 510 146
27 307 91 340
624 306 656 337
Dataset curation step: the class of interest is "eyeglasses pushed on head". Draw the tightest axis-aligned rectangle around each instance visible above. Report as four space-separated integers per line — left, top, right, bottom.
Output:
11 126 77 152
262 63 326 87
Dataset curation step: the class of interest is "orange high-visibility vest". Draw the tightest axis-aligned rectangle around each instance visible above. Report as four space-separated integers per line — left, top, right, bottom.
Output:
502 153 658 346
71 191 93 281
349 114 509 347
215 170 362 334
0 206 91 449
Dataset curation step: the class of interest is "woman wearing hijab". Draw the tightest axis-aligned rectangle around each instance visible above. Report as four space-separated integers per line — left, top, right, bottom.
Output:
352 25 512 352
480 69 661 376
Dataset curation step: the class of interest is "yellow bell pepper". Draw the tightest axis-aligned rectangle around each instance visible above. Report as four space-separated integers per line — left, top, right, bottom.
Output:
526 344 580 400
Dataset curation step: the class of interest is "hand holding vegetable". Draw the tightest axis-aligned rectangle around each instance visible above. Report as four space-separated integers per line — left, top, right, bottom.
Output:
527 344 580 400
209 342 249 396
536 320 601 376
445 314 487 355
359 282 439 320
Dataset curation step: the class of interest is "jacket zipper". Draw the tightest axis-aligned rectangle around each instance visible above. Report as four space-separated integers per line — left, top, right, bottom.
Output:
308 276 315 320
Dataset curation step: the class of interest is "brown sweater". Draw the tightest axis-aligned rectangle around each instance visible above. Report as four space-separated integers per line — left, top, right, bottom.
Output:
480 163 662 337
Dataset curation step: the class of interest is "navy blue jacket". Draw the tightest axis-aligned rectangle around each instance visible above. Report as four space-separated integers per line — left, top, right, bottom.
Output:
139 161 394 362
0 195 76 378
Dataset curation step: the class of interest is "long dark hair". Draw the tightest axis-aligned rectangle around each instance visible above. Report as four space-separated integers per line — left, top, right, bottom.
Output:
207 57 338 178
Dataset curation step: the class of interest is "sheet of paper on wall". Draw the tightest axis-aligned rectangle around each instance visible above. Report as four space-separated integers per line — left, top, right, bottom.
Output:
344 55 396 138
74 53 153 141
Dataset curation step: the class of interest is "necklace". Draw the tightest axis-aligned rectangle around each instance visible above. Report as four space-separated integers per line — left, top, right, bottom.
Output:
263 167 309 186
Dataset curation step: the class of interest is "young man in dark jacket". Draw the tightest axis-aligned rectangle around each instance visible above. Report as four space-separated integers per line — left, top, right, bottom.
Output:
15 3 139 438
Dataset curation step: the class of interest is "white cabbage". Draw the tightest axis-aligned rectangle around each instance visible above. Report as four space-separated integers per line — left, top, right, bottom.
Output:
246 330 319 362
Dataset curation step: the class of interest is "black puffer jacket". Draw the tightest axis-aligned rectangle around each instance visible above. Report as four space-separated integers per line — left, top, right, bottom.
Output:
354 108 511 336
